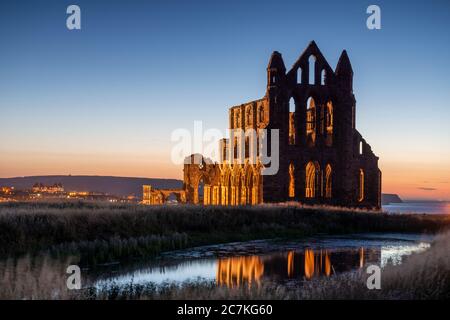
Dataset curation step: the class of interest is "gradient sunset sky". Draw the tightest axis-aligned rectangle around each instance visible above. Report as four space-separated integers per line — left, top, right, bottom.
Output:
0 0 449 200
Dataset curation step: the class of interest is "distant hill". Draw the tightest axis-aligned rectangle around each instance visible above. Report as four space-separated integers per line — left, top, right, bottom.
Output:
0 176 406 205
382 193 403 205
0 175 183 198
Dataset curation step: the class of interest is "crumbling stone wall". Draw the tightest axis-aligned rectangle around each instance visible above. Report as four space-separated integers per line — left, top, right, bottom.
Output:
183 41 381 209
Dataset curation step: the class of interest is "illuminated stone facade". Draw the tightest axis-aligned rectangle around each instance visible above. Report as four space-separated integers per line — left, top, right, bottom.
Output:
142 185 186 205
183 41 381 209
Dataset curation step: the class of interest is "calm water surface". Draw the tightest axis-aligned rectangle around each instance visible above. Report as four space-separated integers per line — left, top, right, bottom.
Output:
92 233 432 288
0 233 433 297
383 201 450 214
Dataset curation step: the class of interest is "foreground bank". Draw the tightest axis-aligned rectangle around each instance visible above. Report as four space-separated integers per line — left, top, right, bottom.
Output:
0 201 448 265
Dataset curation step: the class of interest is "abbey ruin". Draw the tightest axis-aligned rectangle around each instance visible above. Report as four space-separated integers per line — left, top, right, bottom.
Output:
147 41 381 209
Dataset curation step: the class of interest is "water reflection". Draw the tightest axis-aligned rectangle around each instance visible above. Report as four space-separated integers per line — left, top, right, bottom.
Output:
359 247 364 268
287 251 294 277
94 238 430 289
305 249 332 279
214 247 366 286
216 256 264 287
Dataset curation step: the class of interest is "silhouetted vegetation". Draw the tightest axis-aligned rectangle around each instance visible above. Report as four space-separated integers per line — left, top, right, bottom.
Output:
0 201 449 265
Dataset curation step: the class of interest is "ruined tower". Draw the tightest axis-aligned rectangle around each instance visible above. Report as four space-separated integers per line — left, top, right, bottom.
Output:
182 41 381 209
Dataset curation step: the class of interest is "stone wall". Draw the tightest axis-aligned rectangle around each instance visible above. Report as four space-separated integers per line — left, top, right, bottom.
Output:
182 41 381 209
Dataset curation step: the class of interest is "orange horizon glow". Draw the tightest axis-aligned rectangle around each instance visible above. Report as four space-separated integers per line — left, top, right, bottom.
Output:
0 151 449 201
380 159 450 201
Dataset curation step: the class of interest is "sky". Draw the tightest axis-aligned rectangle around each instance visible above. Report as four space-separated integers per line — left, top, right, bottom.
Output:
0 0 449 200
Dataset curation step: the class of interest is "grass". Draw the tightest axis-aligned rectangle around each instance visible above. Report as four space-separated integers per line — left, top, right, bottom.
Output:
0 201 449 265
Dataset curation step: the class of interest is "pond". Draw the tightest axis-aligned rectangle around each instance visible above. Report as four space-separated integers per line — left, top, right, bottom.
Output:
92 233 431 289
0 233 433 299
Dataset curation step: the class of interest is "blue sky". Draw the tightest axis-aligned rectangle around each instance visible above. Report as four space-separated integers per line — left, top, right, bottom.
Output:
0 0 449 199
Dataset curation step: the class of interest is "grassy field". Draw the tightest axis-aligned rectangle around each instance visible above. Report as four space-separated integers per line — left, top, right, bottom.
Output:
0 201 449 265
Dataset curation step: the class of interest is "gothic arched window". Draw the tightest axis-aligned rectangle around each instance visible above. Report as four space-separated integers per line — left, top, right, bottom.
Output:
325 164 332 198
309 55 316 85
258 105 265 123
358 169 365 202
289 163 295 198
289 98 296 145
321 69 326 85
246 107 252 126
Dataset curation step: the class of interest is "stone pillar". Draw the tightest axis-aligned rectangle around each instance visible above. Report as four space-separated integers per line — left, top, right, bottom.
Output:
193 187 199 204
221 186 226 205
231 186 236 205
241 187 247 205
203 185 211 205
252 186 257 205
213 186 220 205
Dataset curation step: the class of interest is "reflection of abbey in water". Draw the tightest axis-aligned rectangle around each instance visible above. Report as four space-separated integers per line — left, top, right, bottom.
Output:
216 248 376 287
145 41 381 208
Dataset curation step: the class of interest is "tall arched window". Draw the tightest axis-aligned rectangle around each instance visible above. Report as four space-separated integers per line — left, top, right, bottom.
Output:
256 135 259 157
325 164 332 198
289 98 296 145
306 97 316 147
326 102 333 132
309 55 316 85
358 169 364 202
233 137 238 160
197 178 205 204
306 161 320 198
297 67 303 84
325 101 333 146
246 168 254 205
246 107 252 126
289 97 295 113
289 163 295 198
320 69 326 85
245 136 249 158
359 141 363 155
258 105 264 123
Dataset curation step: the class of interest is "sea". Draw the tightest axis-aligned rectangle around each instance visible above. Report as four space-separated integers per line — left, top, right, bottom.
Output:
383 201 450 215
